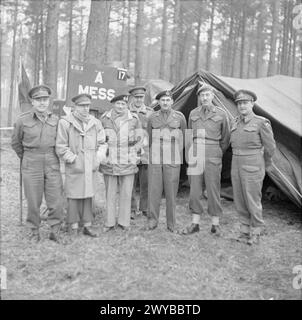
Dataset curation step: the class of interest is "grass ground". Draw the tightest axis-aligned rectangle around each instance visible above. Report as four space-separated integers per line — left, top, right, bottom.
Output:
1 136 301 300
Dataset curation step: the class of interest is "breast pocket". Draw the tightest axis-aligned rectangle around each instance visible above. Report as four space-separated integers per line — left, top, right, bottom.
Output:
206 115 222 135
46 121 57 142
190 116 202 130
168 120 180 129
243 126 259 145
151 120 163 129
23 122 40 143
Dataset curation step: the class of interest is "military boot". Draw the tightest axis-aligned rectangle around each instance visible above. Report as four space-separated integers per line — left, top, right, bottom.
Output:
83 226 98 237
49 223 62 243
210 224 221 236
29 228 40 242
247 227 261 245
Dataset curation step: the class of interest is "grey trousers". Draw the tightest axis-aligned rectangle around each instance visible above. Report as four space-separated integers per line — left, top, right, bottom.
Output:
148 164 180 230
131 164 148 212
103 174 135 227
22 151 63 229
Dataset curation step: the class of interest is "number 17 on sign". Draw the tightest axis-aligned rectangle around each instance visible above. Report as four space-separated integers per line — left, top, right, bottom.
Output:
117 69 127 81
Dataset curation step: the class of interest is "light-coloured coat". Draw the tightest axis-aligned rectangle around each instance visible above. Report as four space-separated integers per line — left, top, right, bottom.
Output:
56 113 107 198
99 109 142 176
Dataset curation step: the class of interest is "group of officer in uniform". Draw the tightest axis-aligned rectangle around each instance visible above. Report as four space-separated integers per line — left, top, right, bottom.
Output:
11 82 276 245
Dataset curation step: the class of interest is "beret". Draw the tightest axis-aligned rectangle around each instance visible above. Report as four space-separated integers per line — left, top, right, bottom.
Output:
28 85 52 99
155 90 173 100
110 94 129 103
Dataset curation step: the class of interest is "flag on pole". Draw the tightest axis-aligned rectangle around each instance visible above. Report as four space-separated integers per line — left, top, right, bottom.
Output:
18 60 31 113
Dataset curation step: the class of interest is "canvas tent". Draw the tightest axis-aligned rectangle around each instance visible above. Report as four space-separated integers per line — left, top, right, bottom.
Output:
162 70 301 208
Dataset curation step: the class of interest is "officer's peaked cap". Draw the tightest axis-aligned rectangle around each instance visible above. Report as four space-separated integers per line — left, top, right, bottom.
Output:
234 89 257 102
71 93 92 105
129 86 146 96
28 85 52 99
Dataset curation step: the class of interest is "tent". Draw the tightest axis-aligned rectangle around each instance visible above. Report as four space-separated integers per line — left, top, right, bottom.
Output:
162 70 302 208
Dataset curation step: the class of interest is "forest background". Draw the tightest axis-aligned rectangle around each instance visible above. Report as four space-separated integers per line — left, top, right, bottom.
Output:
1 0 301 126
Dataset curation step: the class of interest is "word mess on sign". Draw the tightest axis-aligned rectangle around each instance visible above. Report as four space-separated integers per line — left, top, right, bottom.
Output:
66 61 128 113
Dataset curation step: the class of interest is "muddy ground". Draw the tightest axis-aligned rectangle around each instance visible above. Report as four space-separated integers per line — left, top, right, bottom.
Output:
1 136 301 300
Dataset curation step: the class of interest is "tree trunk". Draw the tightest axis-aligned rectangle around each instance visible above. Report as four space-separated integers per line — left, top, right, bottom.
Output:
247 36 253 78
255 10 265 77
135 0 144 85
62 0 73 98
40 9 45 84
159 0 168 79
126 0 132 67
7 0 18 126
300 42 302 78
169 0 181 84
239 1 247 78
231 20 240 77
194 3 203 71
246 15 255 78
267 0 280 76
84 0 111 66
226 0 235 76
291 31 297 76
33 13 40 85
146 2 156 79
68 0 73 63
78 6 84 61
104 4 112 64
0 0 2 123
179 26 192 80
276 34 282 74
45 0 60 95
280 1 290 75
206 0 215 71
119 1 126 61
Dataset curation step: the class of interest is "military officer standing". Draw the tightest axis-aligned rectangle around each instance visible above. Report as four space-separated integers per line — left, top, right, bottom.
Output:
231 90 276 245
146 90 187 232
128 86 153 218
99 94 143 231
11 85 64 242
183 84 230 236
56 93 107 238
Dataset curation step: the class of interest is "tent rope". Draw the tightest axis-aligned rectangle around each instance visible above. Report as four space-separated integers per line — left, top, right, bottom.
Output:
272 163 302 199
213 94 235 120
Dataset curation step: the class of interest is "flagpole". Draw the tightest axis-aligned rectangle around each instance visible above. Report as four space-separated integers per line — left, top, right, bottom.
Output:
19 160 23 225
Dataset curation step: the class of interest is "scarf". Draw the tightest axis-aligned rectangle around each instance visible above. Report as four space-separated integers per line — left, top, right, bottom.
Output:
73 110 90 124
112 109 128 128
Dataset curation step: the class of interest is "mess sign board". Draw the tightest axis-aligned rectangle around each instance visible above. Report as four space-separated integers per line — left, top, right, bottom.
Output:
66 60 128 113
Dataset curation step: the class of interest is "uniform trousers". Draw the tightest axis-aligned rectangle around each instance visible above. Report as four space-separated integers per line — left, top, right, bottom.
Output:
148 164 180 230
103 174 135 227
188 144 223 218
67 198 93 227
22 150 63 229
231 153 265 232
131 164 148 212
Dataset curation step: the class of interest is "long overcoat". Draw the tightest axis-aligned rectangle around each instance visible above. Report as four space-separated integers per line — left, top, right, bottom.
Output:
56 113 107 198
